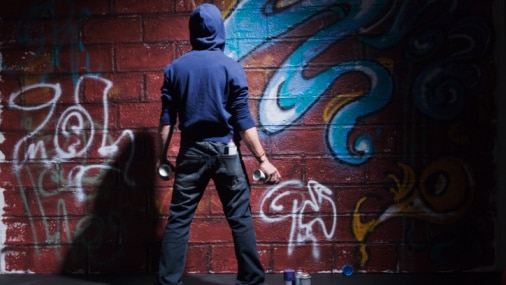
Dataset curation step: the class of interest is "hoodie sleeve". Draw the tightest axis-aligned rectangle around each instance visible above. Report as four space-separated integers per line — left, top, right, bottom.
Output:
160 65 178 125
227 63 256 131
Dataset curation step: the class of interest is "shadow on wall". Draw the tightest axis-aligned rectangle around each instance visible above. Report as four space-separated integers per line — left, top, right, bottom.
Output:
61 129 162 274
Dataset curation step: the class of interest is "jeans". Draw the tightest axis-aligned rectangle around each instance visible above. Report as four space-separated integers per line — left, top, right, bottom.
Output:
158 141 265 285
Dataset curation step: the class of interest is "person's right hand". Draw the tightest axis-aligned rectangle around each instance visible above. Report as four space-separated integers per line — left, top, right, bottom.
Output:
259 161 282 184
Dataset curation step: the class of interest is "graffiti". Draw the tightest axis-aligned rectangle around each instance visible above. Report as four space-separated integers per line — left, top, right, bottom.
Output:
352 157 475 266
225 0 394 165
259 179 337 259
0 0 496 274
8 75 135 259
411 16 492 121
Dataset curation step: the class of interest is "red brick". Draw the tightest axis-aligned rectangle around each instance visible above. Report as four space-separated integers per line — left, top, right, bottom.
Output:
115 44 174 72
185 245 210 273
333 186 388 214
118 102 160 128
271 127 326 155
144 16 189 42
83 16 141 44
175 0 213 13
366 157 409 185
2 246 29 272
210 244 237 273
244 70 267 98
174 42 193 58
58 44 114 73
27 246 66 273
1 47 55 75
0 132 30 162
7 161 60 190
1 0 111 18
356 243 398 272
257 245 271 272
255 220 294 243
145 72 164 102
272 244 334 272
95 73 144 103
0 165 17 189
189 218 232 243
4 218 34 245
2 190 26 216
114 0 173 14
306 157 366 185
264 157 303 182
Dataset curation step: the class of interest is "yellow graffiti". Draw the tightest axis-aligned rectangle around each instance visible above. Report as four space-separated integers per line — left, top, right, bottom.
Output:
377 57 394 73
352 157 475 266
222 0 239 19
323 91 364 122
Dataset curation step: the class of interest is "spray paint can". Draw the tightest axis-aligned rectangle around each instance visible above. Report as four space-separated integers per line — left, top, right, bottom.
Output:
253 169 266 181
225 139 237 155
299 272 311 285
295 270 304 285
283 269 295 285
158 163 173 180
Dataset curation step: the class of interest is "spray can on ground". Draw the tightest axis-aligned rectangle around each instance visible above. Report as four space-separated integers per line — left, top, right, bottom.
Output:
299 272 311 285
295 270 304 285
283 269 295 285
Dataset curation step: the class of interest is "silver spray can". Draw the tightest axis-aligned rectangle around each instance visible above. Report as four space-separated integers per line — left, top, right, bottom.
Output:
225 140 237 155
158 164 173 180
295 270 304 285
299 272 311 285
253 169 266 181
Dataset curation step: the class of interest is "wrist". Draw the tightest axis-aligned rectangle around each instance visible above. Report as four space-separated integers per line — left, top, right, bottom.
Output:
256 152 268 164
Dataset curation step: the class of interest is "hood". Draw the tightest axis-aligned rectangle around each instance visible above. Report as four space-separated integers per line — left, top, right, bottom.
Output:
189 4 226 51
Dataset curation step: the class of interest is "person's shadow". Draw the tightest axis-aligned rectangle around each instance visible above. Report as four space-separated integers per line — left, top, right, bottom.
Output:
61 129 161 276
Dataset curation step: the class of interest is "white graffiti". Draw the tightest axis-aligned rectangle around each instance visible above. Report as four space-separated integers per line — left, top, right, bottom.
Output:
259 179 337 259
9 75 135 201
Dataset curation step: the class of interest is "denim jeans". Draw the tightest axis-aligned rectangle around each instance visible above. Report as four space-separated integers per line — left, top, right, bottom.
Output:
158 141 265 285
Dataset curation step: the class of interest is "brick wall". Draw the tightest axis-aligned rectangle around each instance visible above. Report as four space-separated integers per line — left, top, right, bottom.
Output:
0 0 498 274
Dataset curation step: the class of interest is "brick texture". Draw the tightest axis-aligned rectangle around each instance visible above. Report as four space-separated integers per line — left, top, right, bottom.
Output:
0 0 498 276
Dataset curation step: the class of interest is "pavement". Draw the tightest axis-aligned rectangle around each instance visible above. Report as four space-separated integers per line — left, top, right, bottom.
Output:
0 272 501 285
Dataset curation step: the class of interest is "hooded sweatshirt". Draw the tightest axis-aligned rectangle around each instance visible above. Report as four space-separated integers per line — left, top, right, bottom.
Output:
159 3 255 144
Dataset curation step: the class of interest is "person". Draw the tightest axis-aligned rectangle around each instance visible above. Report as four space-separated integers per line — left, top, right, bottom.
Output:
156 3 282 285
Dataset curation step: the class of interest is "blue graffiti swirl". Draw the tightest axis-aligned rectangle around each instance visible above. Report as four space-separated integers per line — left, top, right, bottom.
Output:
326 62 392 164
224 1 391 164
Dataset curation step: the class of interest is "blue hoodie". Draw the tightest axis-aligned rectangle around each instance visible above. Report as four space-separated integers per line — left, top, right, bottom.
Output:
159 3 255 144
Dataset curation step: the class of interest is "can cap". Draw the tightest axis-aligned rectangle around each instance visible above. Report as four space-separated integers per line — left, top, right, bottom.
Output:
284 269 295 281
342 264 353 276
